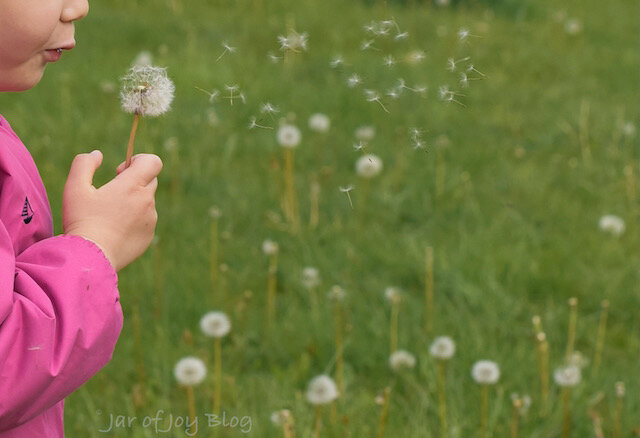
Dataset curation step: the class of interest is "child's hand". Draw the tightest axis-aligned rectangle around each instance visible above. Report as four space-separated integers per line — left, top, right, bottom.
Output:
62 150 163 272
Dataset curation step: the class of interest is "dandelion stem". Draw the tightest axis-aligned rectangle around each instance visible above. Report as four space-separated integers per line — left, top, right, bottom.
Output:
480 384 488 438
593 299 609 375
565 297 578 363
283 414 296 438
425 246 434 336
561 387 572 438
510 399 521 438
213 337 222 415
125 113 141 169
312 406 323 438
613 385 624 438
390 301 399 354
283 149 300 232
437 360 448 438
334 300 344 394
210 216 219 301
309 178 320 230
376 387 392 438
266 252 278 335
186 386 196 428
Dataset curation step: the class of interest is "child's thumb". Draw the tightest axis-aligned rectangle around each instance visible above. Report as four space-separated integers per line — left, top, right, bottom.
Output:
67 150 103 188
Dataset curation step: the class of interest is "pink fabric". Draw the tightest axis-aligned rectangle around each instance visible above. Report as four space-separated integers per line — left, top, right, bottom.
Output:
0 114 123 437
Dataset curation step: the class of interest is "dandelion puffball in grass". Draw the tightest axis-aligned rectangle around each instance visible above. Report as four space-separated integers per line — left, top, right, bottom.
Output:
277 124 301 148
120 65 175 168
356 154 383 178
302 267 321 289
554 365 581 387
471 360 500 385
308 113 330 133
200 311 231 338
174 356 207 386
328 285 346 301
270 409 292 426
389 350 416 372
355 125 375 141
384 286 402 303
262 239 279 256
564 18 582 35
599 214 625 236
429 336 456 360
306 375 339 405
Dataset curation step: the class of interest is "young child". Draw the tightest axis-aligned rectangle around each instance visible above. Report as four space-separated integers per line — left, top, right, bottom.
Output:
0 0 162 435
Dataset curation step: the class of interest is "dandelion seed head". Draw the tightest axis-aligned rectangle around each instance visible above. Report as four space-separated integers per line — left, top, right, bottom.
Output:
568 351 589 369
301 267 321 289
308 113 331 133
262 239 279 256
564 18 583 35
599 214 625 236
174 356 207 386
355 126 376 141
200 311 231 338
471 360 500 385
306 375 339 405
208 206 222 219
615 381 625 398
389 350 416 372
327 285 346 301
270 410 292 427
622 121 636 137
554 365 581 387
429 336 456 360
277 124 302 148
356 154 383 178
120 65 175 116
384 286 402 303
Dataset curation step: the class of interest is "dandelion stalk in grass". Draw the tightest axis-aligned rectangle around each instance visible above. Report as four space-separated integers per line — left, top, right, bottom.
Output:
174 357 207 426
384 287 402 354
554 365 581 438
262 240 279 335
277 124 301 232
306 375 339 438
329 286 347 394
120 66 175 168
613 382 625 438
565 297 578 363
271 410 295 438
510 398 522 438
302 267 321 322
309 178 320 229
430 337 456 438
532 316 550 411
471 361 501 438
200 311 231 415
209 207 221 297
375 387 392 438
593 299 609 374
425 246 434 336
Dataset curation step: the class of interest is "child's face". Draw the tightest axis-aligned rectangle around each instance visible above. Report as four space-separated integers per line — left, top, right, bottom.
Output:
0 0 88 91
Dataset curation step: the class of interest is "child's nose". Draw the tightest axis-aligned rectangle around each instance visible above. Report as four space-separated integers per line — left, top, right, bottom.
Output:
61 0 89 22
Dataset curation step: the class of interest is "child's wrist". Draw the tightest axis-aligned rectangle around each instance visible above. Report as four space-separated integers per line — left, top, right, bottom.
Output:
64 232 118 272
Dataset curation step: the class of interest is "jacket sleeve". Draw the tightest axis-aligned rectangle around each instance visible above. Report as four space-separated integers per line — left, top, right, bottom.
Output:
0 220 123 431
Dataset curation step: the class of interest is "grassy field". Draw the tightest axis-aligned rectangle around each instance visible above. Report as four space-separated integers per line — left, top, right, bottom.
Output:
1 0 639 436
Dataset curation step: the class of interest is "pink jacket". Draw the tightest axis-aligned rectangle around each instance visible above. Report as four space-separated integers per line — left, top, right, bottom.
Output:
0 114 123 437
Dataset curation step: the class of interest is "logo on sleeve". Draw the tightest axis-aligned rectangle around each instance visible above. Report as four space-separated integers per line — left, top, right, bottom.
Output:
21 197 34 224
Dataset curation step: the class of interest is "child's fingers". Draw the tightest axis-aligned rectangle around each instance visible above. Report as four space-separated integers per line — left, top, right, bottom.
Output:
124 154 163 185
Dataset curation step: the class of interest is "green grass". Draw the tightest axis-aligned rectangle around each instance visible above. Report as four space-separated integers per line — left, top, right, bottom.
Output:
1 0 638 436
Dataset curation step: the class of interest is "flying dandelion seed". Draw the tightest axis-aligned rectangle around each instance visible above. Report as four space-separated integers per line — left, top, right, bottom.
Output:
395 31 409 40
260 102 280 118
467 64 486 77
458 27 481 41
216 41 236 61
347 74 362 88
267 51 282 63
360 39 378 51
365 89 390 113
223 84 243 105
353 141 366 152
406 50 426 64
330 56 344 68
120 65 175 168
339 185 355 208
248 116 272 130
447 56 470 72
438 85 466 107
194 86 219 103
383 55 397 67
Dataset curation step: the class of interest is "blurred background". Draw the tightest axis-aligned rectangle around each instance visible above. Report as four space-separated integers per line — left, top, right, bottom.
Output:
1 0 638 436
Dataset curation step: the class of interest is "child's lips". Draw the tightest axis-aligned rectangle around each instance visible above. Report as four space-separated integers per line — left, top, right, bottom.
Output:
44 49 63 63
